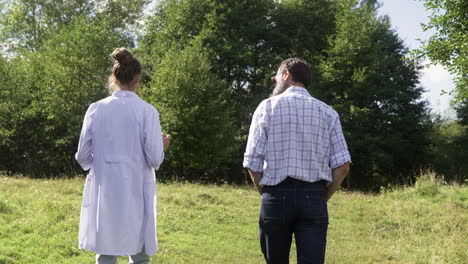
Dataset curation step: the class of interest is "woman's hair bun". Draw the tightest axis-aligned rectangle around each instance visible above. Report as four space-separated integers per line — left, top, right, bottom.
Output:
111 48 134 65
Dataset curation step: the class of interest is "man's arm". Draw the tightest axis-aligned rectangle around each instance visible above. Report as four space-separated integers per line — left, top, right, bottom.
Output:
327 162 350 201
247 169 263 195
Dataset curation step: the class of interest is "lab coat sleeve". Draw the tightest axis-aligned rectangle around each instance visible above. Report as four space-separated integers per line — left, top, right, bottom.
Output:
75 103 97 171
144 107 165 170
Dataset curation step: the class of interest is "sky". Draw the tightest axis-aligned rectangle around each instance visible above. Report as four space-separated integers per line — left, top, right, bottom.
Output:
378 0 456 118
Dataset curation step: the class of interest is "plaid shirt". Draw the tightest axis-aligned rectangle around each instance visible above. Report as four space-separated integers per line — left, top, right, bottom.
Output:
243 86 351 186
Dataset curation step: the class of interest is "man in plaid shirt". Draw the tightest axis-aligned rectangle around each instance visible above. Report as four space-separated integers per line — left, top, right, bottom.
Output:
243 58 351 264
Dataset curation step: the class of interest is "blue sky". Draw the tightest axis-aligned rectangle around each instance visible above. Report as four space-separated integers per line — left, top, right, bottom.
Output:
378 0 455 117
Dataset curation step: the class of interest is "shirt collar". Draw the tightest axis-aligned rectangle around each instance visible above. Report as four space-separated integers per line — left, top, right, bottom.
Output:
112 90 139 98
282 86 312 97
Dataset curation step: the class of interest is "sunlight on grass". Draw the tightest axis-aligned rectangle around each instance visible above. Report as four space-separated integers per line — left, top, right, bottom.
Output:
0 174 466 263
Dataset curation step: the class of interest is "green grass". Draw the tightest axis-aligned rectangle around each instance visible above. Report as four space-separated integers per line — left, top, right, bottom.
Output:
0 175 466 264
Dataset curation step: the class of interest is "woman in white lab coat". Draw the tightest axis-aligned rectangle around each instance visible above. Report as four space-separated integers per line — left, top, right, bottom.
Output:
75 48 171 264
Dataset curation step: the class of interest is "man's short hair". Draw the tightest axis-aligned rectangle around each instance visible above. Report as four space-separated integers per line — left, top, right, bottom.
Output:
279 58 311 87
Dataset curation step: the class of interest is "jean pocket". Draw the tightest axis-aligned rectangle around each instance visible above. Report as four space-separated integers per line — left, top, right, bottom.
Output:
304 194 328 224
260 192 286 226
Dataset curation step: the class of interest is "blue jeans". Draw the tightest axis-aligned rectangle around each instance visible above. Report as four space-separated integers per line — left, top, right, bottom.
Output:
259 177 328 264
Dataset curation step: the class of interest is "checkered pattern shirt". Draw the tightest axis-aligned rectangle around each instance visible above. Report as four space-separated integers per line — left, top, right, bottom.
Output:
243 86 351 186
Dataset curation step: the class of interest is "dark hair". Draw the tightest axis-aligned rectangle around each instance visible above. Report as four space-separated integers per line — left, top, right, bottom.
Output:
110 48 141 86
279 58 311 87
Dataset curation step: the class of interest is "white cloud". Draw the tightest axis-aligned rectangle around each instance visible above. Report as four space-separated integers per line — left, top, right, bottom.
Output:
420 61 456 117
421 61 452 83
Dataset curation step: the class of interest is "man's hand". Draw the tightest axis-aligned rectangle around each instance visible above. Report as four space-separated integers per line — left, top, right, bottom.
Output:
162 133 171 151
327 162 350 201
247 169 263 195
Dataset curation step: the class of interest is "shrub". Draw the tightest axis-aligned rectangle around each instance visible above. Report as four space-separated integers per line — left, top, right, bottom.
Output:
414 170 444 197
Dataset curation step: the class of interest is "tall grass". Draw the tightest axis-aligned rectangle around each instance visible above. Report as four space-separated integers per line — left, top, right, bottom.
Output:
414 170 444 196
0 173 466 263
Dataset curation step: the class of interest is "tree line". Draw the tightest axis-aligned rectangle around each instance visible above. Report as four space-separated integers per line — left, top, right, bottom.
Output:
0 0 466 190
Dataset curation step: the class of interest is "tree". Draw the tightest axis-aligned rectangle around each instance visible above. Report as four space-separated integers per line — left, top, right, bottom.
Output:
429 116 467 182
455 99 468 126
417 0 467 101
0 0 148 176
0 0 148 53
138 0 435 187
139 0 338 182
318 0 432 189
452 100 468 181
140 39 239 182
1 0 436 189
0 0 93 52
415 0 467 183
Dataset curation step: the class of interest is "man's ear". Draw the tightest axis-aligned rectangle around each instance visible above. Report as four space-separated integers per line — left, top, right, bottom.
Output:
283 69 292 82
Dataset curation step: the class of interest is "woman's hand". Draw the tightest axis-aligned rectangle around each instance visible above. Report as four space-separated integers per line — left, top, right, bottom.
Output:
162 133 171 151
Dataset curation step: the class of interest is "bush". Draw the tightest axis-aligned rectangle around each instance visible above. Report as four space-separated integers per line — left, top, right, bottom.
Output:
414 170 444 197
141 40 240 182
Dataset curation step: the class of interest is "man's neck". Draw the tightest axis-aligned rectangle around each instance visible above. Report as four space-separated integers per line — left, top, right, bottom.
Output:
289 81 305 88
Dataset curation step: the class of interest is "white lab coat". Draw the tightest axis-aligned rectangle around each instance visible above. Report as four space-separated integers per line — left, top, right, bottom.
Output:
75 90 164 256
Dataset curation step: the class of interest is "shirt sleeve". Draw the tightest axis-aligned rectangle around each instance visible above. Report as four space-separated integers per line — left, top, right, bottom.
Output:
329 115 351 169
75 103 97 171
243 100 269 172
144 107 165 170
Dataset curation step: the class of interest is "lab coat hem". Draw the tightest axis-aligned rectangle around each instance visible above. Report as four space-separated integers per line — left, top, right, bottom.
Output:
79 245 158 256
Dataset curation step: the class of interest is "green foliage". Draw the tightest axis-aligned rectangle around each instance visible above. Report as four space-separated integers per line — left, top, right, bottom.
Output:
141 40 239 182
0 0 93 52
414 170 443 196
0 0 149 52
455 99 468 126
318 0 432 188
0 0 440 188
0 0 147 176
138 0 433 186
416 0 468 101
0 177 466 263
429 115 468 183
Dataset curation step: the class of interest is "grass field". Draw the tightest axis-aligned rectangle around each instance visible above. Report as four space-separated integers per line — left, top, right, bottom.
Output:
0 174 466 264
